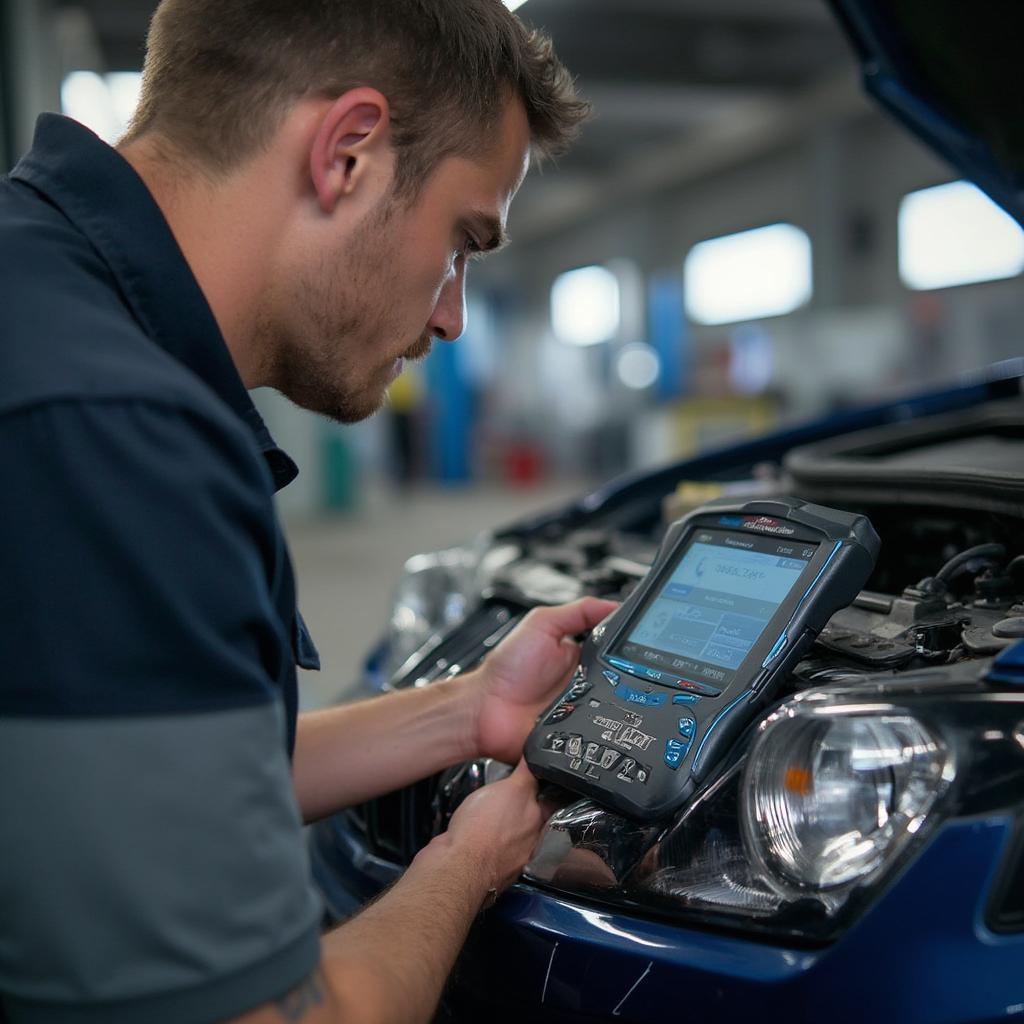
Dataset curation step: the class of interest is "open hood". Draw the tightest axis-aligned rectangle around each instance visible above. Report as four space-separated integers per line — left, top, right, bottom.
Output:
828 0 1024 228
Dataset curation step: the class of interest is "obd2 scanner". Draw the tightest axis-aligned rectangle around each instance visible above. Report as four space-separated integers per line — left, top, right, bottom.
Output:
525 497 880 821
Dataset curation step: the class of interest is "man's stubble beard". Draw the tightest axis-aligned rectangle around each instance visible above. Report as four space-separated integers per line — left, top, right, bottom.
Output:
263 199 431 424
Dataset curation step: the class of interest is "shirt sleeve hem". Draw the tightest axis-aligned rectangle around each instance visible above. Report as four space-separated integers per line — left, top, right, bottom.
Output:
2 923 321 1024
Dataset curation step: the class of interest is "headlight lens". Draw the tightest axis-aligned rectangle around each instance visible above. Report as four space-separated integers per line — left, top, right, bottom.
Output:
528 688 973 943
382 540 521 679
384 546 479 676
742 709 953 890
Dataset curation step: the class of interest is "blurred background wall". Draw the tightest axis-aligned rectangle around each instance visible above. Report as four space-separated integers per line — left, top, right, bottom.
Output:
3 0 1022 522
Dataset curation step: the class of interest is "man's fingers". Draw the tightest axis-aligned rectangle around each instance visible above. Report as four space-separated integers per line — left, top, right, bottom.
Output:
526 597 619 640
509 756 538 786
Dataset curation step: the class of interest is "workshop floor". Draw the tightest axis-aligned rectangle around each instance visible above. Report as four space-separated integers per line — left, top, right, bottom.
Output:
285 479 587 710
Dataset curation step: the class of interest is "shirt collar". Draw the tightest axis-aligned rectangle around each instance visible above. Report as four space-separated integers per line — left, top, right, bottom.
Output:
10 114 298 492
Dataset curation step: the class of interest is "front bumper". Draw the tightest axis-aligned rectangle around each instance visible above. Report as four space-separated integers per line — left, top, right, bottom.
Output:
312 813 1024 1023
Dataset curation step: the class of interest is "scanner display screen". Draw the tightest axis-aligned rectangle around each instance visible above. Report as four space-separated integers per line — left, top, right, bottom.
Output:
613 529 818 688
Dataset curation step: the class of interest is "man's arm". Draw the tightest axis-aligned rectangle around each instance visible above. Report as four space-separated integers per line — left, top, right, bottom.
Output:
231 760 544 1024
292 597 619 822
292 676 477 822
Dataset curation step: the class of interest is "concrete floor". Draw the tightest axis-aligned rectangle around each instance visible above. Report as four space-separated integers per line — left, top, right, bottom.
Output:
284 479 587 710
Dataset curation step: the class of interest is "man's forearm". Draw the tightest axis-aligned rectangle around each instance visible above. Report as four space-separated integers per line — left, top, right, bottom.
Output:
320 837 490 1024
292 676 482 822
229 764 544 1024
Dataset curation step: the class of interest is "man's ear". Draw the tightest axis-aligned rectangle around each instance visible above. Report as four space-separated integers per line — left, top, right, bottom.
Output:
310 87 391 214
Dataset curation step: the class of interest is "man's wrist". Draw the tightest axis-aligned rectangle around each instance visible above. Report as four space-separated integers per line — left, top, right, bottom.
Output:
441 671 487 762
412 831 494 904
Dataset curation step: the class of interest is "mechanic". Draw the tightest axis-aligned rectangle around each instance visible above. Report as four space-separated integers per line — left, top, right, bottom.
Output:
0 2 614 1022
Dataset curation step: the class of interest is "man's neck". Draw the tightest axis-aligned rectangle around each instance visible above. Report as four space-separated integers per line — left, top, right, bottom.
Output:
117 136 278 389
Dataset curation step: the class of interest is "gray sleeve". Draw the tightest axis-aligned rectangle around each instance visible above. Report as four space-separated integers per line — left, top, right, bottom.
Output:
0 703 323 1024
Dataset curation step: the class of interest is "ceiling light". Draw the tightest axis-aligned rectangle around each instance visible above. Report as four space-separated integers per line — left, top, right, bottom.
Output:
684 223 812 326
550 265 621 346
616 344 661 390
898 180 1024 290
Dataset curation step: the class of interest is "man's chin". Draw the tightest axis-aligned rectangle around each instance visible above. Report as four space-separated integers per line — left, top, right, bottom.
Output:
328 395 388 424
279 379 387 426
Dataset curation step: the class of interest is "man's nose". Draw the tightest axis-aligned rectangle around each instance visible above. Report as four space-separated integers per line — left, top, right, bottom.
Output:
428 259 467 341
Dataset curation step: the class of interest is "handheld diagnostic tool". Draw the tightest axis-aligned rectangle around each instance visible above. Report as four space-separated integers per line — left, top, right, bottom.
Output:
525 498 879 821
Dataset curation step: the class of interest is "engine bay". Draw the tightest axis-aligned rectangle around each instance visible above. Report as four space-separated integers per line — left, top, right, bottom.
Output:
332 398 1024 882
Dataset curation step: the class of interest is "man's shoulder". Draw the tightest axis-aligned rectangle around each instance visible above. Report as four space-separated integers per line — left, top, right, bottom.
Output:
0 174 231 428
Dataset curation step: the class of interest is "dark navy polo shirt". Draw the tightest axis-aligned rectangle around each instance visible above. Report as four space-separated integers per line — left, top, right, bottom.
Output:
0 116 323 1023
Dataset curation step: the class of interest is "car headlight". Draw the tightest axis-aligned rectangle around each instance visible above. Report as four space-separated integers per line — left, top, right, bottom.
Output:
742 707 953 890
382 540 521 680
525 680 1006 943
383 546 478 678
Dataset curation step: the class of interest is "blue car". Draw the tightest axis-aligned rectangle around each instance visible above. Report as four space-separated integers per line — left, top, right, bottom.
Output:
310 3 1024 1021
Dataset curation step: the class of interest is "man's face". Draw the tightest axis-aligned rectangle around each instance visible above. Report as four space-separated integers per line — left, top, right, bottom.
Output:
266 99 531 423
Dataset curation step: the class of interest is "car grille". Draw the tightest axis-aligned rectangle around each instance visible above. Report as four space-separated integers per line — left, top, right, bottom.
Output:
347 776 442 866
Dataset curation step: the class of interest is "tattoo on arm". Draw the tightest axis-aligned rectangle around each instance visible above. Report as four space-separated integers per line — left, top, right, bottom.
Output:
275 970 326 1021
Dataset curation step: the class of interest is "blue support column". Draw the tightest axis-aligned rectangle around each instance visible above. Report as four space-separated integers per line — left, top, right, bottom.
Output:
425 338 474 483
648 273 689 400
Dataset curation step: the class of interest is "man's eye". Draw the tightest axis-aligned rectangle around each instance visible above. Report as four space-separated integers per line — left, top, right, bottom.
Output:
458 237 483 260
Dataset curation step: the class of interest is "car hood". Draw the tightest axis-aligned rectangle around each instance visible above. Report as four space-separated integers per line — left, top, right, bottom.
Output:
828 0 1024 228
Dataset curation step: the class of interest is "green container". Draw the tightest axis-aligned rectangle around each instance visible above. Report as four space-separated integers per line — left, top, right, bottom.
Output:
321 431 357 513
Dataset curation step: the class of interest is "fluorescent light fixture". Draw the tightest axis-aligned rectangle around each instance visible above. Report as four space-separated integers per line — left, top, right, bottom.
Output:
504 0 530 9
684 223 813 326
551 264 621 346
61 70 142 144
898 180 1024 290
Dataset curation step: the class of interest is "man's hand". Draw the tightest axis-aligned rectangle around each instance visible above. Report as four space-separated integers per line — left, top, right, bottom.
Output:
236 761 549 1024
468 597 618 765
418 758 545 896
